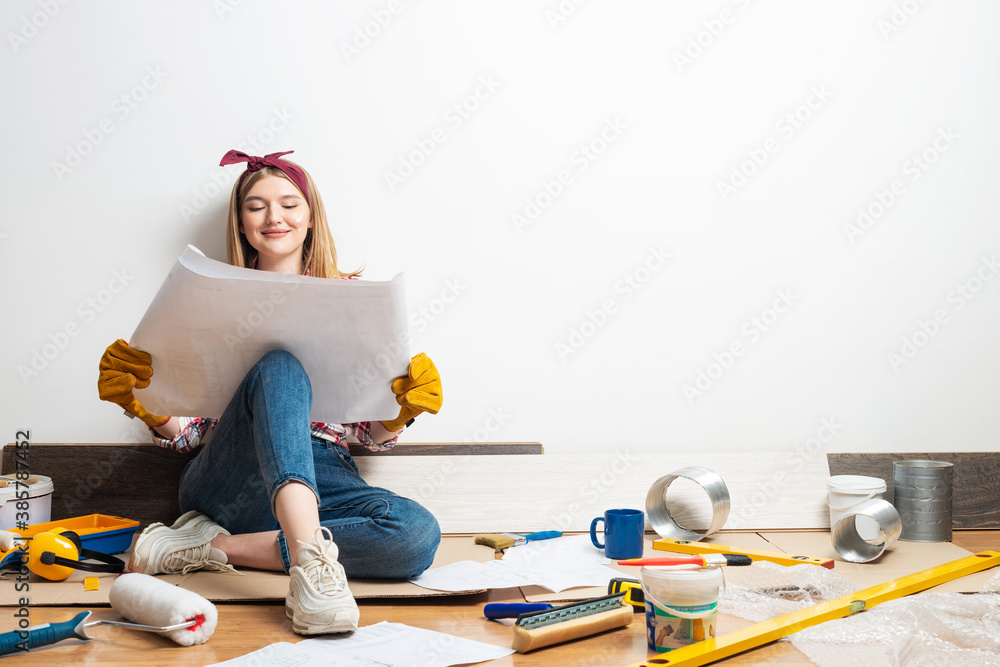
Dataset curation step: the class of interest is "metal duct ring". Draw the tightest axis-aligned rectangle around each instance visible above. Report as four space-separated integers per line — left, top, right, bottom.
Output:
645 466 730 541
831 498 902 563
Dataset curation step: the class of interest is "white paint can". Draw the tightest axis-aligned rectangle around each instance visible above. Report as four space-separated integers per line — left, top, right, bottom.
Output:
0 474 54 530
640 566 724 653
827 475 886 541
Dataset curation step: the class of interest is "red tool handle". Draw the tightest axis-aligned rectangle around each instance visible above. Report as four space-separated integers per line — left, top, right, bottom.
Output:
617 556 705 567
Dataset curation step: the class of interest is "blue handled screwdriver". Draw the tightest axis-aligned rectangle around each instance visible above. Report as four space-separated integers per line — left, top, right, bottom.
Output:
483 603 554 620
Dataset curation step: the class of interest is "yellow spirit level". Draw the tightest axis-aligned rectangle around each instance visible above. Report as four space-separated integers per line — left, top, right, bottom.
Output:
621 550 1000 666
653 537 834 569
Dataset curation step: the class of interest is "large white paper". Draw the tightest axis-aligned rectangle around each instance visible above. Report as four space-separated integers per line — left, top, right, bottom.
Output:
409 560 534 592
205 622 514 666
409 555 620 593
131 245 409 423
501 533 613 565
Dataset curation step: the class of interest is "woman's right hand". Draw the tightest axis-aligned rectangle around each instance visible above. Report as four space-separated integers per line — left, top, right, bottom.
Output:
97 339 169 428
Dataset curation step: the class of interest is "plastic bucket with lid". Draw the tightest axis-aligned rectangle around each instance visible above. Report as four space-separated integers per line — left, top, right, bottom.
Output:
0 474 54 530
827 475 886 541
640 566 724 653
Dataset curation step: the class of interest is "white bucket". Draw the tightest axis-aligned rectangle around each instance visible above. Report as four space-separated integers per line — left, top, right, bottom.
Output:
0 474 54 531
640 566 724 653
827 475 886 541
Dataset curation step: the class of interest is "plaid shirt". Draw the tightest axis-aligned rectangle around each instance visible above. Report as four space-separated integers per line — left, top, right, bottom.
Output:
150 417 396 454
149 263 398 454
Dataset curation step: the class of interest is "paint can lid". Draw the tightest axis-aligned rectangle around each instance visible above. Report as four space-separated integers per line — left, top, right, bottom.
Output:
827 475 886 493
640 565 724 583
0 474 54 500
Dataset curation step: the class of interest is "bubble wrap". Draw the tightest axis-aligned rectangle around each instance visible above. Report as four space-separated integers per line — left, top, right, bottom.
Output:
719 561 858 623
981 570 1000 594
790 592 1000 667
716 560 1000 666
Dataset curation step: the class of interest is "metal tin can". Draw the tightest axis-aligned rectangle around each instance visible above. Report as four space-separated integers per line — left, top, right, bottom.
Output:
892 460 953 542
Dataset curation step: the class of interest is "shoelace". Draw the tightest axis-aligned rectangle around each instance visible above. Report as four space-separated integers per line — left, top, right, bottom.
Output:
300 530 347 595
166 543 240 576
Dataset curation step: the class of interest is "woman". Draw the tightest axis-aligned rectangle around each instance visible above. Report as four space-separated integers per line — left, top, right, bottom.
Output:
97 150 443 636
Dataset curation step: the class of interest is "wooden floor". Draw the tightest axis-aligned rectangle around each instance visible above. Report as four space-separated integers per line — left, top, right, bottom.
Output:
6 531 999 666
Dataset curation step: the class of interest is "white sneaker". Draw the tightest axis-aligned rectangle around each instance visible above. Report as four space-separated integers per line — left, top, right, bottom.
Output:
286 527 359 635
128 510 237 575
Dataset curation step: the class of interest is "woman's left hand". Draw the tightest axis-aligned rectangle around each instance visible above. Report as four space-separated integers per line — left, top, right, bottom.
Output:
380 353 443 431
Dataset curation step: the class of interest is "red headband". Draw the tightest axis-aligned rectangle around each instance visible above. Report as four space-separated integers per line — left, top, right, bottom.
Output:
220 149 311 205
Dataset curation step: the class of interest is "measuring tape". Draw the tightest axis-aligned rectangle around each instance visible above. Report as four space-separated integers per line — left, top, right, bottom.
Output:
608 577 645 610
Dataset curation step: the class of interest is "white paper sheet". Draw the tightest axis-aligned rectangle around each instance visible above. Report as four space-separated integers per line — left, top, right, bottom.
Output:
409 560 533 592
501 533 613 565
409 555 620 593
205 622 514 666
131 245 410 423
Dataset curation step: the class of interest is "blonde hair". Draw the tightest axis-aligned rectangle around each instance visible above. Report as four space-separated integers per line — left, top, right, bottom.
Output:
225 163 362 279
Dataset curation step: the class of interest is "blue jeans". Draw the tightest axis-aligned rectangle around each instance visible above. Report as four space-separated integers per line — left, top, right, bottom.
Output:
177 350 441 578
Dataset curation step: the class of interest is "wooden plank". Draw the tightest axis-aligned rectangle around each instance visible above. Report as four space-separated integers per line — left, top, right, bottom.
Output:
23 446 999 534
356 451 832 533
827 452 1000 529
349 442 543 456
2 446 833 533
0 442 541 528
1 443 189 528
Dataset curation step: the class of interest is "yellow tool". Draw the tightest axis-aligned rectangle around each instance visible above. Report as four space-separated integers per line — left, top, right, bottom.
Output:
608 577 644 611
653 537 834 569
622 550 1000 666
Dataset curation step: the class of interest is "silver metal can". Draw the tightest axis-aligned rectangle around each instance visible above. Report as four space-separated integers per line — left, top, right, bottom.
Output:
892 459 953 542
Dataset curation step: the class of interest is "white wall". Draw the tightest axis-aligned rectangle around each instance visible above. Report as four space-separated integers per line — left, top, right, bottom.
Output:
3 1 999 455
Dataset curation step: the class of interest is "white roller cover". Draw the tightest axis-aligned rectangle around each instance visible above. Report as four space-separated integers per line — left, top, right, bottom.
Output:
0 530 20 551
108 572 217 646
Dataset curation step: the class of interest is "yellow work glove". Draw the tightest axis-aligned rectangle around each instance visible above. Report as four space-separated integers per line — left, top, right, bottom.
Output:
380 352 443 432
97 339 169 428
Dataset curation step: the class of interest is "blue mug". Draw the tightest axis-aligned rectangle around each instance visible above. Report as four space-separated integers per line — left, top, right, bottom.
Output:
590 508 644 559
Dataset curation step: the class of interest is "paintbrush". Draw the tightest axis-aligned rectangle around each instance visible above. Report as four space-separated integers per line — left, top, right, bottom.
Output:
618 554 752 567
474 531 562 552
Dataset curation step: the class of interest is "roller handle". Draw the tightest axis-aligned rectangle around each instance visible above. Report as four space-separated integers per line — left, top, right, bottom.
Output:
0 611 91 656
484 603 552 619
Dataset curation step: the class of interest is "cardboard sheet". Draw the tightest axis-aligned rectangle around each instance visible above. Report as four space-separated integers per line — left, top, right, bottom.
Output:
759 531 997 593
521 531 997 603
520 533 779 603
0 536 494 607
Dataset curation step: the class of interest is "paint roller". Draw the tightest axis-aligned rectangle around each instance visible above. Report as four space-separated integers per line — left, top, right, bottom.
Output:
485 593 634 653
0 573 217 656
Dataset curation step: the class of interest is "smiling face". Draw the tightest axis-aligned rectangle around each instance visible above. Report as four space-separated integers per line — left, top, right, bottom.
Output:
238 174 313 274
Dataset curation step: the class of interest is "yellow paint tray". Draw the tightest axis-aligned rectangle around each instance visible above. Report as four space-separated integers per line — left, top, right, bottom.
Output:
0 514 140 568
